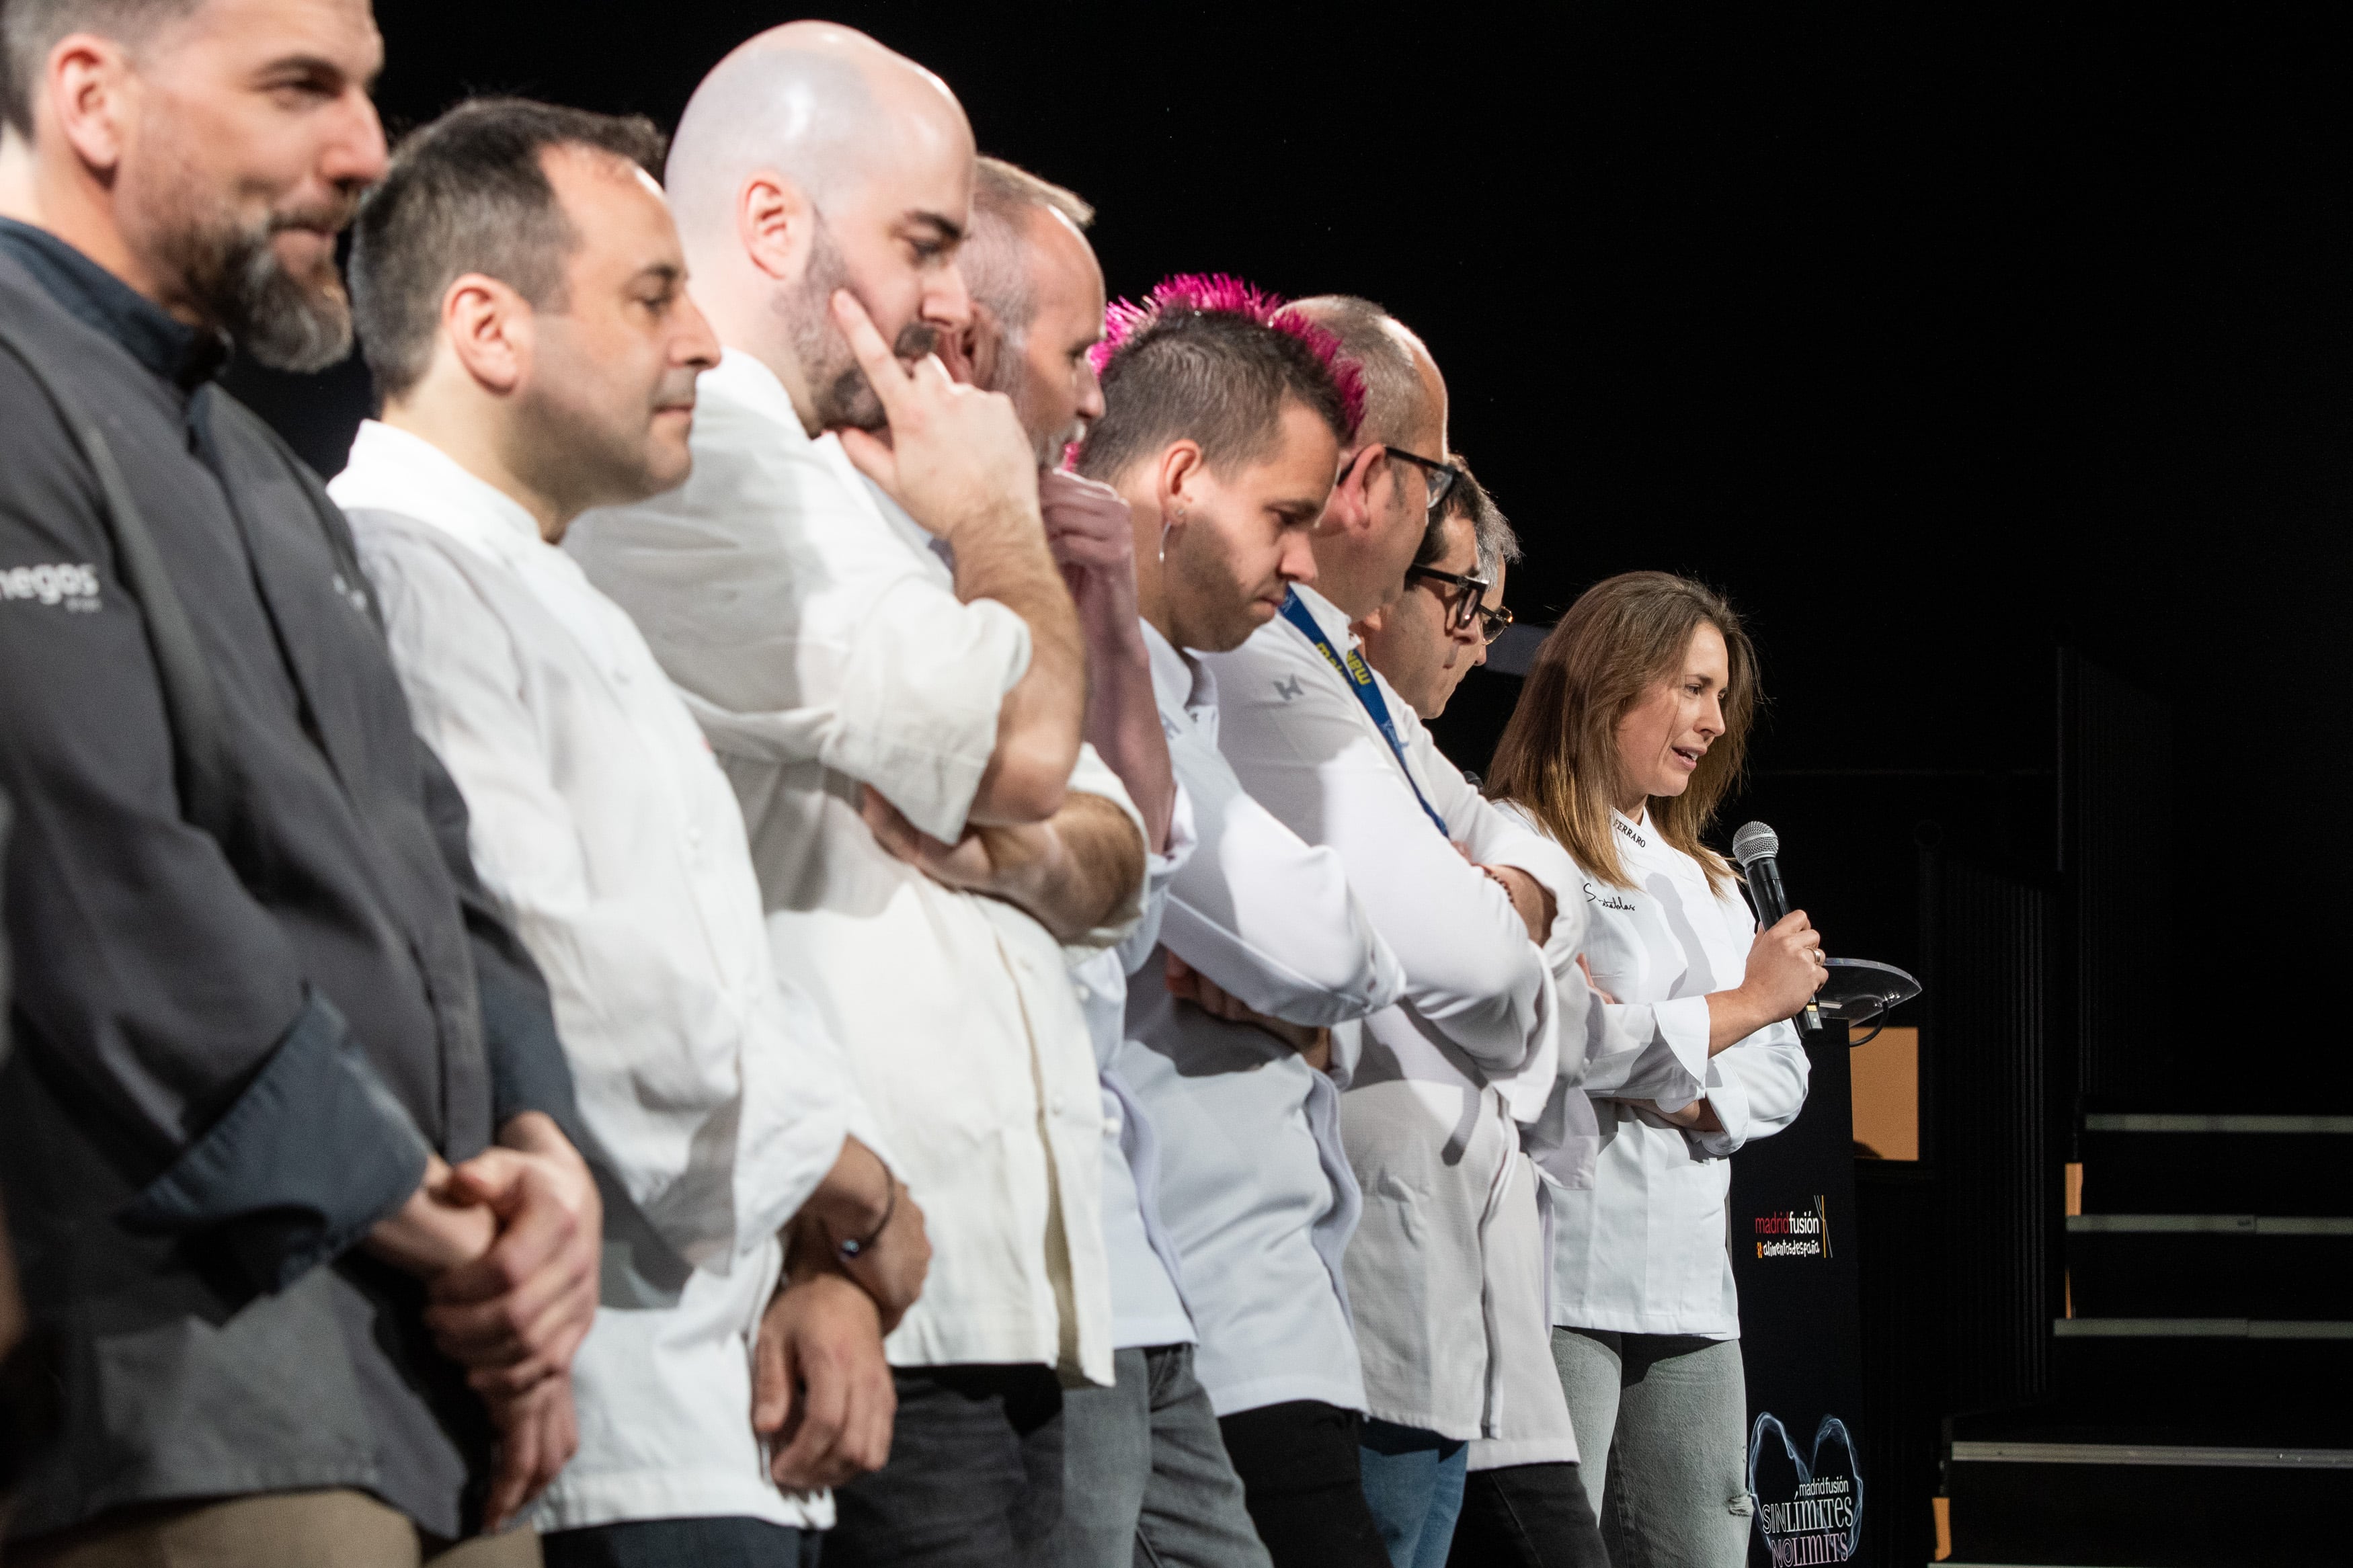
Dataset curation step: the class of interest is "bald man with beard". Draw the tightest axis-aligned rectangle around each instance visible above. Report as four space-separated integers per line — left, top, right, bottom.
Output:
565 26 1149 1568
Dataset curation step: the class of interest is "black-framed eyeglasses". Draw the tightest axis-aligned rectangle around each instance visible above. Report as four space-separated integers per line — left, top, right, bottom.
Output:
1378 446 1464 514
1406 565 1516 645
1406 563 1488 631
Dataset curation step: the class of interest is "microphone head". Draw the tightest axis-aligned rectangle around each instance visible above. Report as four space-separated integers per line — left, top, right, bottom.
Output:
1731 821 1780 868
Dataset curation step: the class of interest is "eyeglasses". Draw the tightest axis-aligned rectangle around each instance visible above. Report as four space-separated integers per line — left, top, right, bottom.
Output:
1406 565 1516 645
1378 446 1464 515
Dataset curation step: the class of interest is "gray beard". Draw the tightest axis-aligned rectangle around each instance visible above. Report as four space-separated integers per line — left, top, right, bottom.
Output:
175 216 353 374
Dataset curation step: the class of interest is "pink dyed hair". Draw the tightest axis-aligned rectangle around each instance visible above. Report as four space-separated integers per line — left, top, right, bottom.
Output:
1091 272 1367 438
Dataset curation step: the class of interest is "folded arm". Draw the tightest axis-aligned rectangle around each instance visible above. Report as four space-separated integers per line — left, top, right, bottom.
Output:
1158 718 1405 1027
861 782 1144 946
1213 661 1546 1069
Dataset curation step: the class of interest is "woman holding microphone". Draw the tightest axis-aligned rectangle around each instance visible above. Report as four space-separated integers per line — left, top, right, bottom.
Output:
1484 571 1823 1568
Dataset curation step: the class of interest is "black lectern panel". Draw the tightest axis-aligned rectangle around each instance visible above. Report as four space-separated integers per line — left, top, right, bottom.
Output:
1730 1018 1869 1566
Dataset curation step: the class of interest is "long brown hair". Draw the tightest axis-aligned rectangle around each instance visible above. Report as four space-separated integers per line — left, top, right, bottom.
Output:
1486 571 1760 892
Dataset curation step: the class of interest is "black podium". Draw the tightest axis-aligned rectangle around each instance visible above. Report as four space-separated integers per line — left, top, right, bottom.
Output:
1728 1017 1869 1566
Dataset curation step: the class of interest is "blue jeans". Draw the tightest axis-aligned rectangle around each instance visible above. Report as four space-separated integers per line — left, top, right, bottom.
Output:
1358 1420 1468 1568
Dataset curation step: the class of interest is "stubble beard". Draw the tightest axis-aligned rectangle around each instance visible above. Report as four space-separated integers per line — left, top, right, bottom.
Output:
513 360 704 522
1170 528 1272 655
789 220 939 431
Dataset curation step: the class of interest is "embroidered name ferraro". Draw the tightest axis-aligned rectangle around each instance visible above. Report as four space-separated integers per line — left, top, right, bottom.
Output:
1 563 102 610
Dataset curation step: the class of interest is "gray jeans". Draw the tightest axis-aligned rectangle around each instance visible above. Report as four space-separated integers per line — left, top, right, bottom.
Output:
1042 1344 1273 1568
1549 1329 1753 1568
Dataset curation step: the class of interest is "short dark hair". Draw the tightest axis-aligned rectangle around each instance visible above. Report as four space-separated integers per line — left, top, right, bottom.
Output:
1074 304 1357 487
2 0 202 134
349 97 666 401
1419 452 1519 572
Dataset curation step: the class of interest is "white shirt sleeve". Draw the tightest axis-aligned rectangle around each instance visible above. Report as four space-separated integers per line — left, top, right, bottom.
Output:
569 421 1031 844
1575 995 1715 1105
368 535 848 1268
1212 647 1547 1072
1113 782 1198 980
1693 1018 1811 1156
1158 722 1405 1026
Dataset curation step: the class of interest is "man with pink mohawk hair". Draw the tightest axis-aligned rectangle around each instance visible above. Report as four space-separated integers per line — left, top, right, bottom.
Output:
1072 276 1404 1568
1196 299 1609 1567
566 23 1150 1568
943 162 1289 1568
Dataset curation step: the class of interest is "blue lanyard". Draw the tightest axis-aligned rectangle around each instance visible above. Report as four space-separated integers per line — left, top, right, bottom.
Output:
1277 589 1451 837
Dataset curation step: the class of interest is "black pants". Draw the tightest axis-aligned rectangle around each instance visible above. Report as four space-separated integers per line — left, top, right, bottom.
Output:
1217 1401 1390 1568
541 1516 823 1567
1445 1463 1613 1568
826 1363 1066 1568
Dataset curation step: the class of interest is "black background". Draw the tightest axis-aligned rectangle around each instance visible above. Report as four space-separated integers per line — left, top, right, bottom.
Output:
241 3 2353 1094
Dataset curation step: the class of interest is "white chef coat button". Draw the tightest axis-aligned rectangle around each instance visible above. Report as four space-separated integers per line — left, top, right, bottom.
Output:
1048 1094 1065 1116
1074 982 1092 1001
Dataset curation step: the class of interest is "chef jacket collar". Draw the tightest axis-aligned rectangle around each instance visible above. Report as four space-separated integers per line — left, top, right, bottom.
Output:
333 418 545 562
1141 617 1217 725
1285 582 1359 649
1611 805 1658 858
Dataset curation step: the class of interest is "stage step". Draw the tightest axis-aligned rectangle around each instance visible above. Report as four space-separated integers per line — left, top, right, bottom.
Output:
1934 1108 2353 1563
2036 1323 2353 1436
2066 1213 2353 1317
2077 1113 2353 1216
1942 1436 2352 1565
2056 1316 2353 1338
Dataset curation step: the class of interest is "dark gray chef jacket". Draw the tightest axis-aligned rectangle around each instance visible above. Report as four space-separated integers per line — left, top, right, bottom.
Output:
0 219 582 1544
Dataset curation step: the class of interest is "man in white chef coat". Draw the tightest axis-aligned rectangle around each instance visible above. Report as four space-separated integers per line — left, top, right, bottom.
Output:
942 159 1271 1568
1351 459 1513 726
1352 470 1613 1564
562 27 1148 1567
329 99 930 1567
1197 296 1597 1567
1071 278 1407 1568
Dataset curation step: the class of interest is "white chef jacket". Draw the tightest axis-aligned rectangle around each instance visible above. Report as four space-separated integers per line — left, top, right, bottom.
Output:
1504 800 1812 1339
331 420 876 1532
565 350 1146 1386
1076 789 1198 1352
1118 621 1406 1416
1201 584 1588 1457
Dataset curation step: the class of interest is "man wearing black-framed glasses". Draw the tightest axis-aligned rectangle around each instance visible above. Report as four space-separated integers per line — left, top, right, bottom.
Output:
1346 462 1611 1566
1285 296 1453 618
1213 299 1601 1567
1381 446 1466 518
1356 458 1518 723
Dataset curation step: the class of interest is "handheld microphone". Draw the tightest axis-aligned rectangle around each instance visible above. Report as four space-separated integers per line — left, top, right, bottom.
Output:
1731 821 1821 1034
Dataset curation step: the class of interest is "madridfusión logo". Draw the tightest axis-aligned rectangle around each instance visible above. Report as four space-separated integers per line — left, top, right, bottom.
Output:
1753 1196 1832 1260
